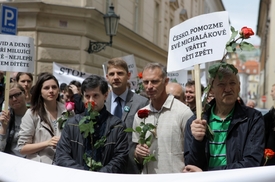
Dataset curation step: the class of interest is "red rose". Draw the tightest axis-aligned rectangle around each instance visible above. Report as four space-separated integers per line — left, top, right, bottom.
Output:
85 101 96 109
240 27 254 39
138 72 143 79
264 148 275 159
137 109 150 119
65 102 75 111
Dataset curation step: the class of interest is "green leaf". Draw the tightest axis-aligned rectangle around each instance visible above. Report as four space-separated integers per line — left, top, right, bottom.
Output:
142 125 149 132
228 64 238 74
124 128 135 132
79 117 86 125
138 138 145 144
145 134 153 143
208 64 220 78
143 154 157 165
140 122 145 126
227 26 238 44
147 123 156 130
135 126 142 133
91 160 103 171
239 41 255 51
226 45 234 53
94 136 106 149
83 153 92 167
65 111 69 118
79 121 96 138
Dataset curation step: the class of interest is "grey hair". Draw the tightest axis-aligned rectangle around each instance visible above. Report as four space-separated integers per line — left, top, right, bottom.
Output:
143 63 167 78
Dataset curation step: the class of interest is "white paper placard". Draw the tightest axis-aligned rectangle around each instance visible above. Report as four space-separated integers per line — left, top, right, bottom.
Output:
167 11 230 72
0 34 34 73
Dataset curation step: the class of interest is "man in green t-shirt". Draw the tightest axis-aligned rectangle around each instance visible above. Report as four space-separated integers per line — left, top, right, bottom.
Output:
183 65 264 172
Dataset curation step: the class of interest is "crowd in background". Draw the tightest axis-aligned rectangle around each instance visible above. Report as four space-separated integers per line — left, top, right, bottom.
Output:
0 58 275 174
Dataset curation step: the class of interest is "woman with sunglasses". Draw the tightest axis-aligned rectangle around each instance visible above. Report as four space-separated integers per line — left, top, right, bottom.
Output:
17 72 65 164
0 83 27 157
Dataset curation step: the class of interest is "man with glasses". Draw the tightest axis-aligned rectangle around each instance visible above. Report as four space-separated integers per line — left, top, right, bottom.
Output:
132 63 193 174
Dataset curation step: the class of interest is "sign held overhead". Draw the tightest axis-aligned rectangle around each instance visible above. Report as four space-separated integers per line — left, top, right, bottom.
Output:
167 11 230 72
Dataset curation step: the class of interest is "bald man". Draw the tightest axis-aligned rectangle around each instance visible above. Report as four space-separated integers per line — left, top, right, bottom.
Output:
166 82 186 104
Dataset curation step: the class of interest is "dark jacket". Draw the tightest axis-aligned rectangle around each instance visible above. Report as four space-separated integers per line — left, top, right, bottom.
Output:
55 108 129 173
184 100 265 171
264 107 275 165
72 94 85 114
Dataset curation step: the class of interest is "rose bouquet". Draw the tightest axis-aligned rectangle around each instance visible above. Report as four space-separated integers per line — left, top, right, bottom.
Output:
57 101 75 129
125 109 157 165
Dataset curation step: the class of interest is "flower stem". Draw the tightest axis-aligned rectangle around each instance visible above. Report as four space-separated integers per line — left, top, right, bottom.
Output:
263 157 268 166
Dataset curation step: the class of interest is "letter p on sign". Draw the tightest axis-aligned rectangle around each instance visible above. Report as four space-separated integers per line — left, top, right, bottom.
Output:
0 5 18 35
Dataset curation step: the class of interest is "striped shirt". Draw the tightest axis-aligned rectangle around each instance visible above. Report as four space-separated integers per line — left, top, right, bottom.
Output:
208 105 234 168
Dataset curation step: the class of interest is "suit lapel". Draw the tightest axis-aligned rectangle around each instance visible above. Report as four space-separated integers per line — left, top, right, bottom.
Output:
105 94 112 112
122 90 133 122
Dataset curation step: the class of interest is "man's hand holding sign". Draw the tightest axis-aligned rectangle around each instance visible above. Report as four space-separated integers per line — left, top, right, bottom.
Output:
168 11 262 172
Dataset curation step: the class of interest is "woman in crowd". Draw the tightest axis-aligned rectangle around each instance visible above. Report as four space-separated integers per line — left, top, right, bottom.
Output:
15 72 33 108
0 83 27 157
63 80 85 114
18 72 65 164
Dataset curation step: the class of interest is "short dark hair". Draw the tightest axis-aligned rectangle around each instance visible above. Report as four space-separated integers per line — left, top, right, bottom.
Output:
60 83 67 92
81 75 108 95
69 80 81 88
185 79 204 93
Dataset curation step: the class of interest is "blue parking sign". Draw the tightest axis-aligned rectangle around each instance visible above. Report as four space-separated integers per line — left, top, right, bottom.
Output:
0 5 18 35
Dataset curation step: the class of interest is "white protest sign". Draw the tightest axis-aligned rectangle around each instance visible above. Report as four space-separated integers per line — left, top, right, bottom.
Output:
53 62 91 85
167 11 230 72
123 55 138 90
102 55 138 90
0 34 34 73
167 69 188 87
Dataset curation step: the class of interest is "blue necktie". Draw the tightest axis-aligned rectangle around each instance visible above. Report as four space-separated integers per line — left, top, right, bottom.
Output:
114 97 122 118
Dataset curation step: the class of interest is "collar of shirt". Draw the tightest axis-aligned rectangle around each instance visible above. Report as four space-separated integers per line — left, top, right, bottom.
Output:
149 94 174 113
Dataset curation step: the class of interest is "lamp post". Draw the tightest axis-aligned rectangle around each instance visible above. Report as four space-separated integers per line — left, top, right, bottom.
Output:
88 4 120 53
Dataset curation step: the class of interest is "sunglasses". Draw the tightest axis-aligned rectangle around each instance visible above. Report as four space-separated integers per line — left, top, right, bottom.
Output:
9 92 23 99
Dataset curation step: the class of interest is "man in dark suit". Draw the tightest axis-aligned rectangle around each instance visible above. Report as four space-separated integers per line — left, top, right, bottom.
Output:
105 58 149 174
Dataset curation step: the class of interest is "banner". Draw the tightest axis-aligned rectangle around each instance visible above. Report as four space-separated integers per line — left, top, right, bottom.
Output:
167 11 230 72
0 34 34 73
1 152 275 182
53 62 91 85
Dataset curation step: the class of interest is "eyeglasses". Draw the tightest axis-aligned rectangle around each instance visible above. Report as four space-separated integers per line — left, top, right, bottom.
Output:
9 92 23 99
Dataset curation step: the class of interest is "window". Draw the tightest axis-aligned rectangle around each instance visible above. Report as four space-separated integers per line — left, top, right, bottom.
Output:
153 2 160 44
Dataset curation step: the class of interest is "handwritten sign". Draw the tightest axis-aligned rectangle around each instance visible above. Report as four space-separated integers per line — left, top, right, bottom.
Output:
0 34 34 73
53 62 91 84
167 11 230 72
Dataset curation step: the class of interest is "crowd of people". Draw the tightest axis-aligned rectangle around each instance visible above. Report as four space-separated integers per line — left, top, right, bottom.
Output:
0 58 274 174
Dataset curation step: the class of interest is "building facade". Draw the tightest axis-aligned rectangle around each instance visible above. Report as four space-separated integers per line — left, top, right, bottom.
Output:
0 0 224 82
257 0 275 109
